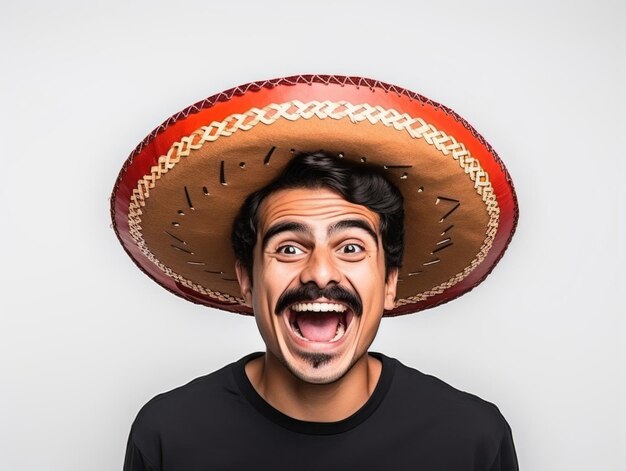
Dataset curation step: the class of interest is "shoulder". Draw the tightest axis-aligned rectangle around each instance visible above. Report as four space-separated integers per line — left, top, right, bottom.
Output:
372 354 518 469
127 358 242 456
381 354 511 439
137 361 234 417
125 354 267 470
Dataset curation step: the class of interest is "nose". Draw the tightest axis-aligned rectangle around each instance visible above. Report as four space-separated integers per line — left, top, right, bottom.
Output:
299 249 341 288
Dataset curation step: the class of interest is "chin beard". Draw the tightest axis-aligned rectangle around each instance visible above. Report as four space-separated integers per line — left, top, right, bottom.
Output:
299 352 333 369
281 351 357 385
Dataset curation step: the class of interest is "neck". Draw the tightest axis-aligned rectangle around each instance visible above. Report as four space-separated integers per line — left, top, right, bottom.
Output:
245 351 382 422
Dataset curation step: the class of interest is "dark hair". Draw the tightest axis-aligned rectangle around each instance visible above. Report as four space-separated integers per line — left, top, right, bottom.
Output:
231 152 404 279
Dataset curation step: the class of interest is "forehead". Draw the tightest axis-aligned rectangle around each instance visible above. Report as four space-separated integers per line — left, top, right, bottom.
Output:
257 187 380 234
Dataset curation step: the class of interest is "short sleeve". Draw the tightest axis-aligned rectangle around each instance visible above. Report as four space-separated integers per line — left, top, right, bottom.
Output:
123 433 159 471
488 419 519 471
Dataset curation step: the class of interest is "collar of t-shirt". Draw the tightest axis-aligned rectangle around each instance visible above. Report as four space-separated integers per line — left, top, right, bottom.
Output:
233 352 396 435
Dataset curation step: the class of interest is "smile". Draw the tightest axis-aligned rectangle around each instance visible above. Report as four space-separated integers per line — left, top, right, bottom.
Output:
287 302 354 343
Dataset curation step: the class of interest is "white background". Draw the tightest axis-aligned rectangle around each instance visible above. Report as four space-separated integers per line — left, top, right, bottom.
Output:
1 1 624 469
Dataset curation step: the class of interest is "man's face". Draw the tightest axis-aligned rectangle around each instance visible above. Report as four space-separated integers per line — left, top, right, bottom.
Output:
236 187 398 384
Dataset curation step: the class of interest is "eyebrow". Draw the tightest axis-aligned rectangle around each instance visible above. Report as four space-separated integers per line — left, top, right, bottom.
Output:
261 219 380 251
261 221 312 251
328 219 379 246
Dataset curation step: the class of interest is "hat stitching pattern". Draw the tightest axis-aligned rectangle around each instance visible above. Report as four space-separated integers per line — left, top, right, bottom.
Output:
116 75 505 175
125 100 499 309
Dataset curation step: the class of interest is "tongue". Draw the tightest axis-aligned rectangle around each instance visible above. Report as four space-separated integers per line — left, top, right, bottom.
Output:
297 312 340 342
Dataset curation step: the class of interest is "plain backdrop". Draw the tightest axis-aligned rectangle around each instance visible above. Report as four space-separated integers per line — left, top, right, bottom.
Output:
1 1 624 470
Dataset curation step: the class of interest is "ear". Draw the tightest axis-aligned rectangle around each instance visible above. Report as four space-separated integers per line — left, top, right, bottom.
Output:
235 261 253 307
383 268 399 311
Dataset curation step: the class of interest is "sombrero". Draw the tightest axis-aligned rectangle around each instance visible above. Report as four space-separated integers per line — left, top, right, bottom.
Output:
111 75 518 316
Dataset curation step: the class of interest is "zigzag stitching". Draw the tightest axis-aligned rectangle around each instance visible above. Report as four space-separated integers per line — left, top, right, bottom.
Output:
127 100 499 305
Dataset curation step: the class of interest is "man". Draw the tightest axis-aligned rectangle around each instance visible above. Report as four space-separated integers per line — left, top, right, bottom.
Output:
113 76 519 470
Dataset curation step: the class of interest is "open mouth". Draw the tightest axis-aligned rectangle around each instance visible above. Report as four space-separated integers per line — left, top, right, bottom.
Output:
287 301 354 343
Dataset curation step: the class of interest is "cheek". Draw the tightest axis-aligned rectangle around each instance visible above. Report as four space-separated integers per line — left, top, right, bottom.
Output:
343 256 387 286
255 259 298 305
344 268 387 313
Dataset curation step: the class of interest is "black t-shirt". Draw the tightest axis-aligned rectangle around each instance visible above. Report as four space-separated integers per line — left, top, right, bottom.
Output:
124 353 518 470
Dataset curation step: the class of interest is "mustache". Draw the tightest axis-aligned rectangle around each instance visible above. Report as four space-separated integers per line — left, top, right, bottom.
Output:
275 282 363 317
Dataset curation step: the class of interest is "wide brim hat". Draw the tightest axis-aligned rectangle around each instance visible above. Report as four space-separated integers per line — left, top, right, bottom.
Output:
111 75 518 316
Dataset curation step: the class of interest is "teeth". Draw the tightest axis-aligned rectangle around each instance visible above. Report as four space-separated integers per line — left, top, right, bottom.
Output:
331 322 345 342
291 302 347 312
292 324 306 341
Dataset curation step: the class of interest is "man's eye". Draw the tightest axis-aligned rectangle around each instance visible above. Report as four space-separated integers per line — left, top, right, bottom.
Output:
340 243 364 254
277 245 304 255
